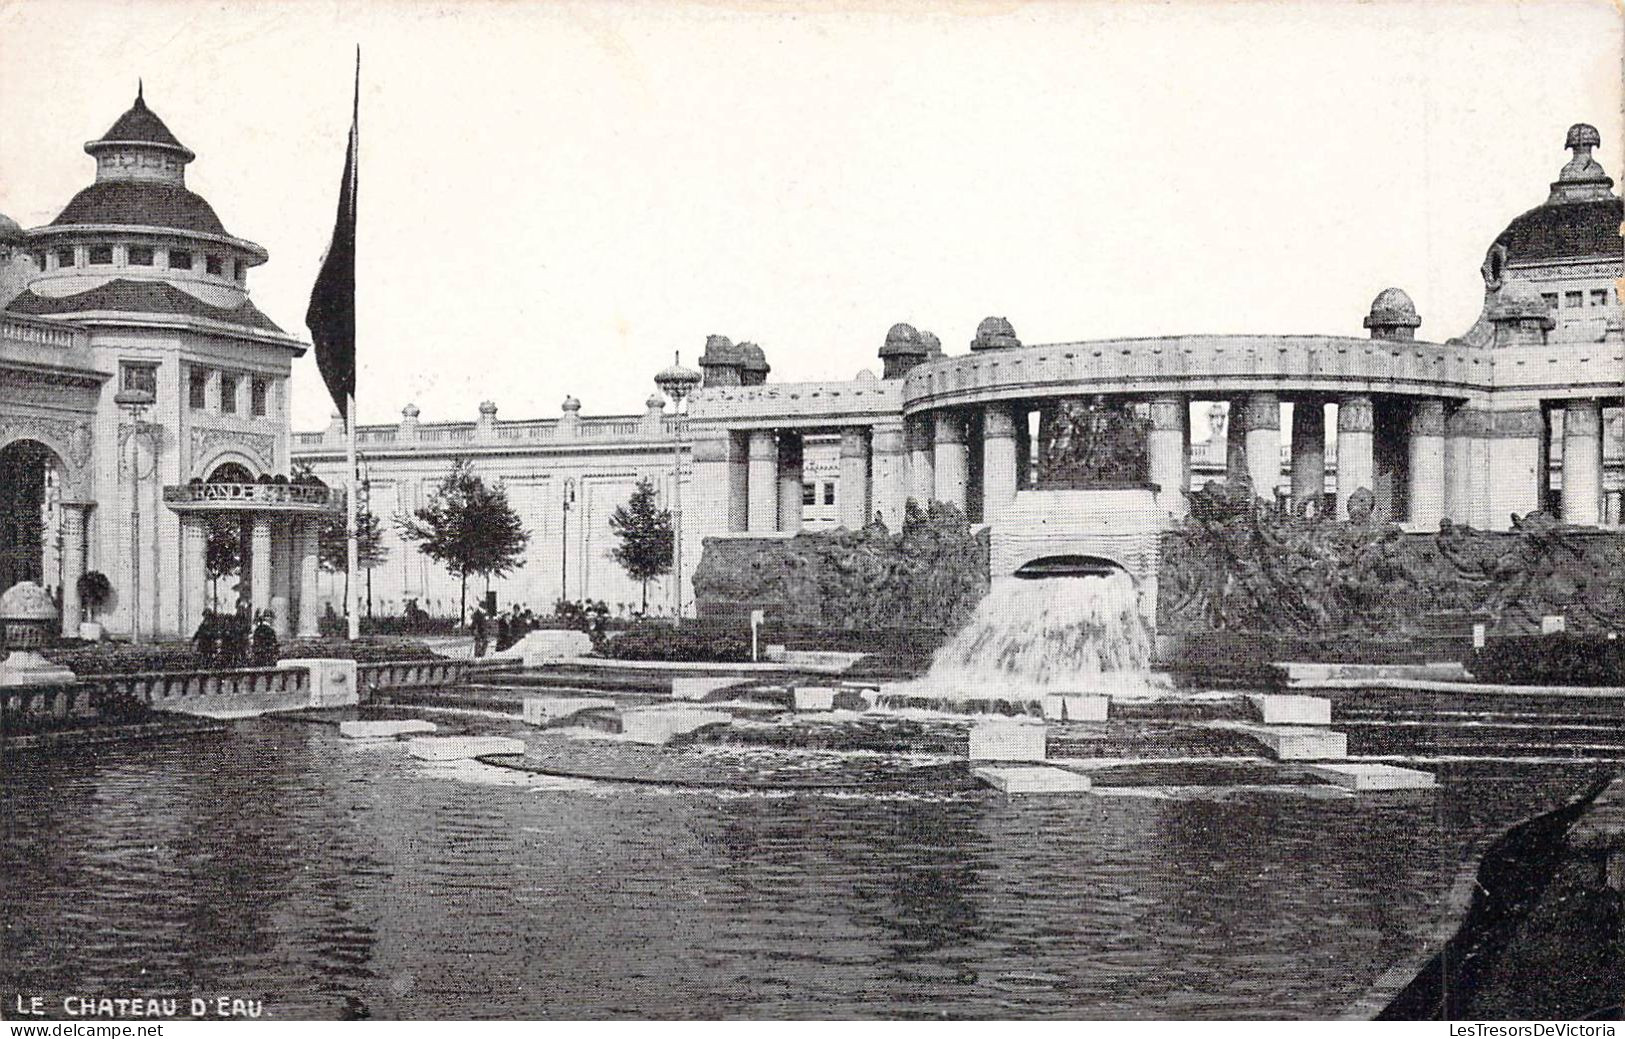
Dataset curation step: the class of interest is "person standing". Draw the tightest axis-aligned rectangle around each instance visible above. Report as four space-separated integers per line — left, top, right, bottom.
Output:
471 607 488 658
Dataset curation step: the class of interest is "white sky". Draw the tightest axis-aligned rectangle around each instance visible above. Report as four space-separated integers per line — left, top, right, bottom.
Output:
1 0 1620 432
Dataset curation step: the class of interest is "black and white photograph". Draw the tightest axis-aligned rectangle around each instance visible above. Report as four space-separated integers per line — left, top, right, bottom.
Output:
1 0 1622 1026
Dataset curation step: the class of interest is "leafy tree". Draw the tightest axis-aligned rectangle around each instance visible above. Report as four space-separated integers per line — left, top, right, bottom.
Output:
204 518 240 609
609 477 673 612
396 458 530 623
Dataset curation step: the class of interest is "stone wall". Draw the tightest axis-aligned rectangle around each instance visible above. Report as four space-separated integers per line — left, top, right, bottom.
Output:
692 500 990 632
1159 481 1625 637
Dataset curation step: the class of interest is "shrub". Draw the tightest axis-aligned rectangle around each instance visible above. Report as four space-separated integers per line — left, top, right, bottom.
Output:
1470 635 1625 687
77 571 113 618
359 613 460 636
599 622 754 663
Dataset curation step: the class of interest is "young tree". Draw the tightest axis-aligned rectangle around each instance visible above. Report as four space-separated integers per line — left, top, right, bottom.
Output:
609 477 673 612
293 461 388 616
396 458 530 623
204 518 240 609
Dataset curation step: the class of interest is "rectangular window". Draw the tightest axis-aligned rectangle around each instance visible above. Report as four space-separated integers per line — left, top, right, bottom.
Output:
1592 289 1609 307
119 361 158 398
55 248 75 268
205 254 223 275
251 378 269 418
219 374 237 414
823 483 835 506
1565 291 1584 308
128 245 154 266
802 482 816 506
1541 293 1559 311
189 368 209 411
233 260 246 283
87 245 112 265
168 249 192 270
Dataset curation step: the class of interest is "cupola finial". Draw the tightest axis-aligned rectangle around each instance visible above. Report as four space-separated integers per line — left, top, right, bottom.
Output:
137 78 143 102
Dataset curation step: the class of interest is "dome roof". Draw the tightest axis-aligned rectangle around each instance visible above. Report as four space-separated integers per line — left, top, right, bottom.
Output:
50 180 231 237
1486 125 1621 271
737 341 769 371
645 392 667 409
699 333 739 366
919 330 943 357
90 90 193 159
970 315 1020 351
6 278 284 333
1364 287 1421 329
879 321 924 357
560 395 581 413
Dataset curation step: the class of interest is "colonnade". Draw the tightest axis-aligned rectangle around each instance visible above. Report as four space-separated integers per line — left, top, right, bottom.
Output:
697 391 1619 536
176 512 323 638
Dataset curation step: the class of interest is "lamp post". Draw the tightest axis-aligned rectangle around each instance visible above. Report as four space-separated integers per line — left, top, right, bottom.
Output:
114 386 155 644
654 352 701 619
560 476 576 604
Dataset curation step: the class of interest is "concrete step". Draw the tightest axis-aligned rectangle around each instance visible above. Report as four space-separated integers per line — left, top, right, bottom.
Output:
407 735 527 761
1307 762 1437 791
617 706 732 744
339 719 438 739
1218 722 1347 761
521 696 616 727
973 765 1093 794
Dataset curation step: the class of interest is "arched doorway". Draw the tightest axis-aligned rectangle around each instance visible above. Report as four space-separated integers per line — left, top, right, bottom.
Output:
0 439 65 593
201 461 255 609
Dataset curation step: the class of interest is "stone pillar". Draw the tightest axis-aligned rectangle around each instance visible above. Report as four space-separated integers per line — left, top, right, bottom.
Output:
838 427 872 529
270 519 293 637
909 416 934 506
933 411 969 513
297 520 321 637
725 431 749 533
870 423 908 531
1444 406 1478 525
746 430 779 533
1407 399 1447 528
1147 394 1188 517
58 504 87 638
1337 395 1375 520
691 429 730 543
1242 393 1281 502
981 404 1020 521
180 515 208 636
1290 401 1326 514
250 515 272 617
1225 401 1248 481
1486 406 1546 529
1563 399 1604 526
776 432 803 534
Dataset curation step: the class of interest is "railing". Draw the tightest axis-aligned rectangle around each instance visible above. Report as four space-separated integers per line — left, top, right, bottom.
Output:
356 658 479 697
163 482 345 511
292 414 688 451
2 313 87 351
2 666 313 724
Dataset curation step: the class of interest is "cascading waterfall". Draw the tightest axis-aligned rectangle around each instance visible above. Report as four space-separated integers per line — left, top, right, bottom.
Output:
910 570 1161 700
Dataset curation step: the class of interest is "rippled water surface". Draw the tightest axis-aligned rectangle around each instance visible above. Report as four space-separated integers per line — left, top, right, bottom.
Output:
0 719 1599 1019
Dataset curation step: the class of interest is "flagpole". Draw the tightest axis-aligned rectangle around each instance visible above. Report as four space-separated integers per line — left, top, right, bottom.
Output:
345 47 360 642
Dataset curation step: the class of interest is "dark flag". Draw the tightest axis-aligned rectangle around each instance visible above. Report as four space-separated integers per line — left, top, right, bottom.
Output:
306 51 359 421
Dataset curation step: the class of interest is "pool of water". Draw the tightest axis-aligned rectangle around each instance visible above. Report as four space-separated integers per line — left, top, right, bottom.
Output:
0 716 1604 1019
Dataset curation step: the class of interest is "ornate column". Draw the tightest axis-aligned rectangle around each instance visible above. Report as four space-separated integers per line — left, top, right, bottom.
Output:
726 431 750 533
58 504 87 638
1336 395 1375 520
838 427 872 529
296 520 322 637
933 411 969 513
250 515 272 617
1486 405 1546 529
270 518 293 637
981 404 1020 521
1242 393 1281 501
1563 399 1604 525
870 423 908 531
691 429 731 543
746 430 779 533
180 515 208 637
1407 399 1447 528
1444 406 1472 524
776 432 804 534
1147 395 1189 518
909 415 934 506
1290 401 1326 514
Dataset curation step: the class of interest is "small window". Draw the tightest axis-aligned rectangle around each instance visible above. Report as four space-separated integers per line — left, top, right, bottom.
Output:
219 374 237 414
205 254 223 275
251 378 269 418
189 368 209 411
802 482 816 506
1565 291 1584 308
54 248 75 268
1592 289 1609 307
233 260 246 283
119 362 158 398
1541 293 1559 311
823 483 835 506
128 245 154 266
87 245 113 265
168 249 193 270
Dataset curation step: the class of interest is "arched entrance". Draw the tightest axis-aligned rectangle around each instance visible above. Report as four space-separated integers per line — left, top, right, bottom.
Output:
0 439 65 593
201 462 256 609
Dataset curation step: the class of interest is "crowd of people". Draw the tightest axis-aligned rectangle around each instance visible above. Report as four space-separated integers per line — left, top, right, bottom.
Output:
467 600 612 657
192 602 279 667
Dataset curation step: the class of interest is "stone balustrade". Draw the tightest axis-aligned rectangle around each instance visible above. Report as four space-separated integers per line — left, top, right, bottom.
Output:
356 657 490 695
294 413 684 453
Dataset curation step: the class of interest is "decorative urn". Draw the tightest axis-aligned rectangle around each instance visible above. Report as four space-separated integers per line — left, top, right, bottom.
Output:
0 581 77 687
